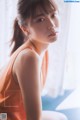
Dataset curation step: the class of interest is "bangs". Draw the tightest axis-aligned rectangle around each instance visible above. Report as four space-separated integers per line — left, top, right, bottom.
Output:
29 0 58 18
18 0 58 24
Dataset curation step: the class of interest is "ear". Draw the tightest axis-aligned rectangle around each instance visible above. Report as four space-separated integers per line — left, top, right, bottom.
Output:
20 25 30 36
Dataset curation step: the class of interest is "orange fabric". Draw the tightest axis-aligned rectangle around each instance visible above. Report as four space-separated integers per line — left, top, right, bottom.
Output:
0 42 48 120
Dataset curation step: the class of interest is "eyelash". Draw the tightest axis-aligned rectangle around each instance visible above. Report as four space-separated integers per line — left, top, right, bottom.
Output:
36 13 57 23
36 18 45 22
51 13 57 18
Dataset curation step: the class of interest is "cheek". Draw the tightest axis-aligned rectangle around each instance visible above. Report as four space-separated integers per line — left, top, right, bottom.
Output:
37 24 46 32
30 25 47 39
35 26 47 36
37 25 48 36
30 28 42 39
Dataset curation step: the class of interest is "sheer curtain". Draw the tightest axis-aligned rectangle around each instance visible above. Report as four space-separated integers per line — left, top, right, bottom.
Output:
0 0 17 68
0 0 79 97
45 2 80 96
44 1 71 97
63 3 80 89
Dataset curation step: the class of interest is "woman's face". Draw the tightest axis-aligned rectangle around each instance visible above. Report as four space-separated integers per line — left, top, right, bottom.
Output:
25 3 59 44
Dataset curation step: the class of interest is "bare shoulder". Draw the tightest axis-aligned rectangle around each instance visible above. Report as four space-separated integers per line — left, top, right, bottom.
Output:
16 48 39 64
12 49 40 82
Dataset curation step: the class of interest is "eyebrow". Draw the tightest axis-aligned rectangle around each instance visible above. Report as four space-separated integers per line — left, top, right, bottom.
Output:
33 10 58 19
33 13 45 18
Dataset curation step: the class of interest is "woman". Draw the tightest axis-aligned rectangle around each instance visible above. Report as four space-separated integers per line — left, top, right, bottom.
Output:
0 0 67 120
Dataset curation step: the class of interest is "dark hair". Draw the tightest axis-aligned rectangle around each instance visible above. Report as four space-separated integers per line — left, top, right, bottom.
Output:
10 0 58 55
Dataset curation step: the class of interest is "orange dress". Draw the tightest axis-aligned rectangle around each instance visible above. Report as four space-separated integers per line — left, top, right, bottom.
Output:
0 42 48 120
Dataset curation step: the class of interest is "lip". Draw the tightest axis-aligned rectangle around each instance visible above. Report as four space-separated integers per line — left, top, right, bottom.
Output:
48 31 59 37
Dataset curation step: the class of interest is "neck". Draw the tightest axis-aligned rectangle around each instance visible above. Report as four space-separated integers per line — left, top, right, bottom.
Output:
28 40 49 56
25 40 49 71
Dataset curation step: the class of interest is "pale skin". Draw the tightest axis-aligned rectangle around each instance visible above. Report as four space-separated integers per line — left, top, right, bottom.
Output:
12 2 67 120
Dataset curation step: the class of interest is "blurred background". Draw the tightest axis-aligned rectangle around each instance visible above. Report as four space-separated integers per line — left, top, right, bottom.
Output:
0 0 80 98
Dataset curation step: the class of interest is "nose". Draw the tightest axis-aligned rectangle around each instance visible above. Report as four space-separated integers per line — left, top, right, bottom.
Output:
47 18 56 30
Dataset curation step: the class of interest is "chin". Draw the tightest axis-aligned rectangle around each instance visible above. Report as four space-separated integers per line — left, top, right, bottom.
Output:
49 37 58 43
48 35 58 43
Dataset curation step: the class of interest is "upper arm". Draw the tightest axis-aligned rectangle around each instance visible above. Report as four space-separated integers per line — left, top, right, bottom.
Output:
15 50 42 120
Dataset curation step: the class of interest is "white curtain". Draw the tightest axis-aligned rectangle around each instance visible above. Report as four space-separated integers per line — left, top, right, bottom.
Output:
63 3 80 89
44 1 71 97
44 2 80 97
0 0 79 97
0 0 17 68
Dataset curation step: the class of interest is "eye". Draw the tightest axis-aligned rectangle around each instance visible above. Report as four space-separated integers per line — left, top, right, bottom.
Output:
51 12 58 19
36 17 45 22
51 13 56 18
